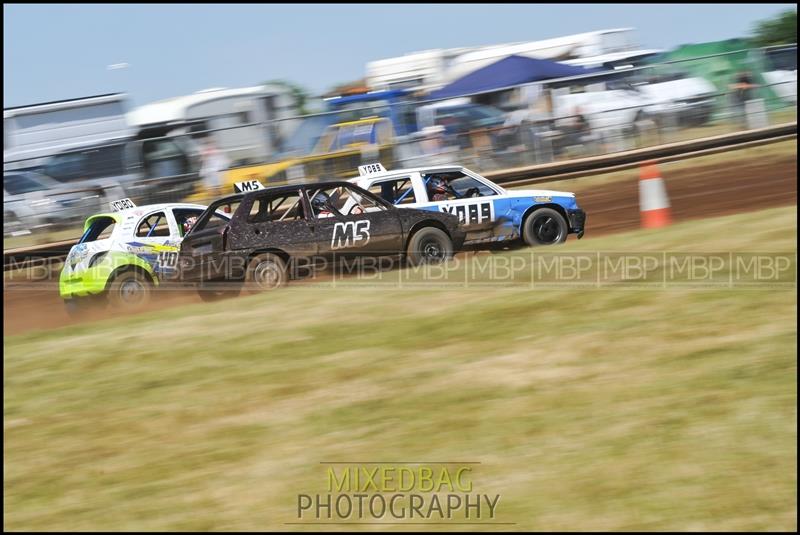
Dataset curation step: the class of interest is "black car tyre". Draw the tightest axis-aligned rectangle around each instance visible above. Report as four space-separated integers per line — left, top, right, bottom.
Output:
245 253 288 292
63 298 98 318
197 281 242 302
406 227 453 266
522 208 569 246
107 270 153 310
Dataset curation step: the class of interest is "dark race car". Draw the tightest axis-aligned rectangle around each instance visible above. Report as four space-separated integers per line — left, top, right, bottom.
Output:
178 180 466 299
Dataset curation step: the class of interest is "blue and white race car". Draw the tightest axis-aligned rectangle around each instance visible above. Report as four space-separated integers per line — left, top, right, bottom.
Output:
351 164 586 246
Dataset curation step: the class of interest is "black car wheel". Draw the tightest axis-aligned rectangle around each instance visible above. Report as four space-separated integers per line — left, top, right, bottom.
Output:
107 270 153 310
197 281 242 302
245 253 288 292
406 227 453 266
523 208 569 246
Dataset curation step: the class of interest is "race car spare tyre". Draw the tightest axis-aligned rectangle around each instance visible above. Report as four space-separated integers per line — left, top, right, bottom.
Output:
245 253 288 292
523 208 568 246
406 227 454 266
107 270 153 310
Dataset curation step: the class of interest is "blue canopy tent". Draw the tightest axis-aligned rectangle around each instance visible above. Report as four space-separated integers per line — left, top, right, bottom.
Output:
429 55 601 100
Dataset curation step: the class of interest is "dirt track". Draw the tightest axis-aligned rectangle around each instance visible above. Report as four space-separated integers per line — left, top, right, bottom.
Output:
576 155 797 235
4 153 796 336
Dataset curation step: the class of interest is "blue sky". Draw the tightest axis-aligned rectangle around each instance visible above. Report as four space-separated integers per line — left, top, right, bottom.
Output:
3 3 795 108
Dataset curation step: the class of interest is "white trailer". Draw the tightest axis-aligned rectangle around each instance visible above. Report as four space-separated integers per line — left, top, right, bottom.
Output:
127 85 298 167
366 48 476 92
4 93 134 172
365 29 641 91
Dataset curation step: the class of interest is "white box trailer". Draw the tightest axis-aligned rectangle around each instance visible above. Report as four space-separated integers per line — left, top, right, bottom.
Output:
366 48 477 92
3 92 134 172
127 85 298 167
365 29 641 92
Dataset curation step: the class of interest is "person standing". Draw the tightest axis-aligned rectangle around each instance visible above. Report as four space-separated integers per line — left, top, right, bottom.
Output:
198 136 230 196
729 70 758 127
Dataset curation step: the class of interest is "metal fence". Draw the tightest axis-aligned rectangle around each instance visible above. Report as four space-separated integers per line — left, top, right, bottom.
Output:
4 46 798 248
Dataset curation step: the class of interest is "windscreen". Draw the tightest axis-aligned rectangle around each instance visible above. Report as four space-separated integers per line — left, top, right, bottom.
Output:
190 200 238 234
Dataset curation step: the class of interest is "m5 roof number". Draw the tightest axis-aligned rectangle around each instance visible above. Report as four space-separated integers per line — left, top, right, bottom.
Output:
233 180 266 193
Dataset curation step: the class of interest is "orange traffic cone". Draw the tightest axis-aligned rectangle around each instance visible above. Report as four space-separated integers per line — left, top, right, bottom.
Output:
639 160 672 228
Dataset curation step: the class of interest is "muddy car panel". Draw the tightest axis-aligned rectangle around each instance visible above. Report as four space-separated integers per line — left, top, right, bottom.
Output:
178 181 465 283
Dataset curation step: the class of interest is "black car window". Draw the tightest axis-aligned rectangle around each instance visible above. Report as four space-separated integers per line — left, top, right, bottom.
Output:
194 211 231 233
248 191 305 223
191 199 240 233
308 184 387 218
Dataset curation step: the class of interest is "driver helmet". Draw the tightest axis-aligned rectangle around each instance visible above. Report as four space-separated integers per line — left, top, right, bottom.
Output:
182 216 198 235
311 191 331 213
427 176 448 195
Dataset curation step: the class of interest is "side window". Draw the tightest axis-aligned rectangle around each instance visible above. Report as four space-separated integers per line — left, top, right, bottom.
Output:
43 152 87 182
423 172 497 201
449 175 497 198
142 139 189 178
84 145 125 179
308 184 386 218
174 208 205 237
368 177 416 205
190 200 237 234
192 211 231 233
136 212 171 238
247 190 305 223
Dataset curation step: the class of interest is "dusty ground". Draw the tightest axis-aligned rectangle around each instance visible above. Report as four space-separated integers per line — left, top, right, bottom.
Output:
4 153 796 336
575 153 797 235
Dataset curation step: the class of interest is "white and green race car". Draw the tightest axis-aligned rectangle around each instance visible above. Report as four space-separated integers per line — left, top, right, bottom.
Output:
59 199 229 313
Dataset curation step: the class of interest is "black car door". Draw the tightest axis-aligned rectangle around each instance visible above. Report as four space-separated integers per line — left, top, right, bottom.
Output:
227 188 319 265
179 209 234 282
306 183 403 261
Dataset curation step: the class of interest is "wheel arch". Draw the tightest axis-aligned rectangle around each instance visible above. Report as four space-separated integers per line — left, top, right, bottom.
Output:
520 203 569 241
405 219 451 250
105 263 157 290
247 248 291 266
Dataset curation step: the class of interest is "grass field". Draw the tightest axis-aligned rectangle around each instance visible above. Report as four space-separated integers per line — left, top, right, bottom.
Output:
4 206 797 531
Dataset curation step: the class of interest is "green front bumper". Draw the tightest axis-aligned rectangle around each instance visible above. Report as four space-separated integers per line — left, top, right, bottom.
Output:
59 251 158 300
59 266 113 299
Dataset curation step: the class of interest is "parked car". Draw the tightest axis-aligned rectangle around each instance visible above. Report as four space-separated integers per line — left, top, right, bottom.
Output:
217 116 397 193
37 136 200 208
3 170 105 235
